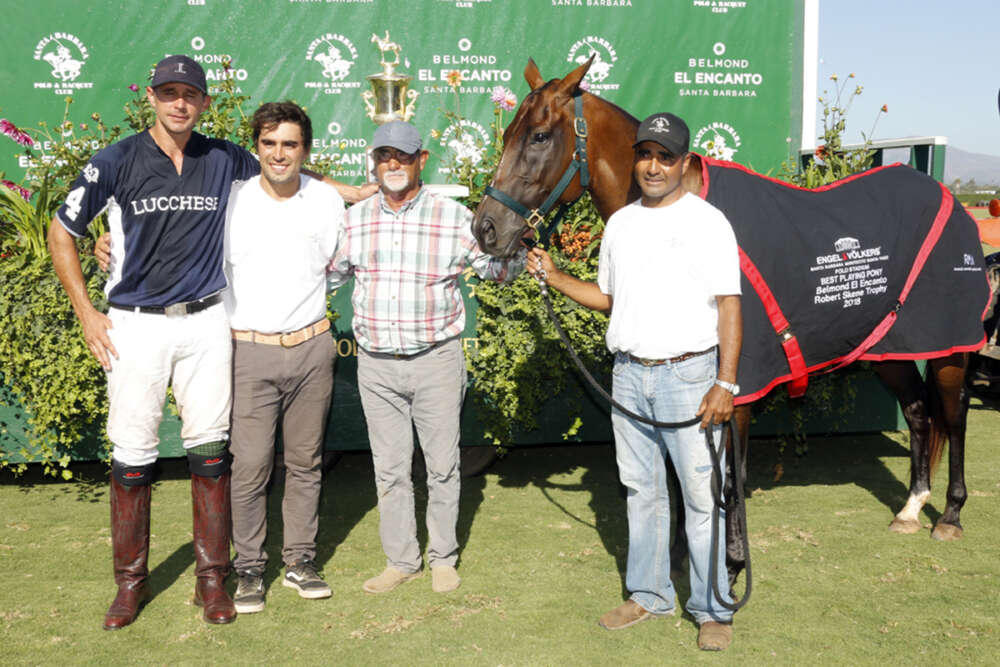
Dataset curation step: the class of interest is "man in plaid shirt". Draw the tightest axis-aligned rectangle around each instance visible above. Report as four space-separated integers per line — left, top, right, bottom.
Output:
327 121 524 595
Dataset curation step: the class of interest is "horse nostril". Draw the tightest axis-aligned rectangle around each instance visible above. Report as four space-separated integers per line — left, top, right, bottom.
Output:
480 219 497 246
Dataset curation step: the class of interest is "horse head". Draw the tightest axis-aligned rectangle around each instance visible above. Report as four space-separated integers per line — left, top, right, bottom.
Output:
472 58 599 258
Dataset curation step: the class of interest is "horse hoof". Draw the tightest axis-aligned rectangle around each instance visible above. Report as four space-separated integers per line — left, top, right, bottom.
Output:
931 523 963 541
888 517 921 534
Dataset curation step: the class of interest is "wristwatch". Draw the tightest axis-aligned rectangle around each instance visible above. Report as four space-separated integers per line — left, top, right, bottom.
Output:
715 379 740 395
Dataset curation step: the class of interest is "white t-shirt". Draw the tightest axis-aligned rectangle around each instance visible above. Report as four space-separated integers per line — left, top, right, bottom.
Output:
597 192 741 359
223 175 345 333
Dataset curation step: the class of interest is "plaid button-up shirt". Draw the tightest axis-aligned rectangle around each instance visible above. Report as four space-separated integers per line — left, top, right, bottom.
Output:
327 187 524 355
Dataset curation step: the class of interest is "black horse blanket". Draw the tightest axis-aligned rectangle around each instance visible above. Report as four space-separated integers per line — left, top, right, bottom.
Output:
698 157 991 404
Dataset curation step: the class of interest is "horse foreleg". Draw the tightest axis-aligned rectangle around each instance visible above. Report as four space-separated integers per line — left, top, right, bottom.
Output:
929 354 969 541
725 404 751 593
874 361 932 534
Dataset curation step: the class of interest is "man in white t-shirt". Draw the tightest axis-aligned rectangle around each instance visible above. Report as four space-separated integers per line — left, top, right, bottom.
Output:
527 112 742 651
223 102 343 613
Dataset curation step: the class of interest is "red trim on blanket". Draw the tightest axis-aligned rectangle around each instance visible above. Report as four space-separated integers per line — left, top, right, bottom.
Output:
696 153 907 196
734 338 986 405
738 248 809 397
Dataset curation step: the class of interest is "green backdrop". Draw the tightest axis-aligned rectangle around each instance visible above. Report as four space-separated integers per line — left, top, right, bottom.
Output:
3 0 807 181
5 1 894 460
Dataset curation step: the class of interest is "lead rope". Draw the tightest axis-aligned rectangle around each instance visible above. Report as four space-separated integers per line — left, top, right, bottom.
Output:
532 258 751 611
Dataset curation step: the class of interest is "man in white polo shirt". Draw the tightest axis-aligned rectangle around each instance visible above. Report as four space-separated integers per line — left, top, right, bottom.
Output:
223 102 343 613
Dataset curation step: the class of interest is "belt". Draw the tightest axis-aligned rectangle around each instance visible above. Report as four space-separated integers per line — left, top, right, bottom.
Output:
231 318 331 348
626 346 716 367
109 293 222 317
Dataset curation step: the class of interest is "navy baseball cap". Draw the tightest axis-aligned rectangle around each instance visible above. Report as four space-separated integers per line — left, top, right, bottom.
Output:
633 112 690 155
371 121 423 154
150 55 208 95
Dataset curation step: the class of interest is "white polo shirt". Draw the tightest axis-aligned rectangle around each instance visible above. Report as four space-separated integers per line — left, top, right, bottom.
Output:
597 193 741 359
223 175 344 333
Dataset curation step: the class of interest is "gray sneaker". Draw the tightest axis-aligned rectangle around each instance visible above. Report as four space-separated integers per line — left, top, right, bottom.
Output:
233 571 266 614
282 559 332 599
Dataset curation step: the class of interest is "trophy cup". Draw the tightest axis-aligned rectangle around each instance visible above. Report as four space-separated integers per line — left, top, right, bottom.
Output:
363 31 418 125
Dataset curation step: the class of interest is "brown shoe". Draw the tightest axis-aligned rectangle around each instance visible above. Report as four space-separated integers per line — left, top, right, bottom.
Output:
697 621 733 651
362 567 422 594
597 600 663 630
431 566 461 593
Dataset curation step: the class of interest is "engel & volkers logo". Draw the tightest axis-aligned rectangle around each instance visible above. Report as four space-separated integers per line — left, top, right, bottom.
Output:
33 32 93 95
437 120 490 175
304 33 361 94
692 122 742 161
566 36 619 95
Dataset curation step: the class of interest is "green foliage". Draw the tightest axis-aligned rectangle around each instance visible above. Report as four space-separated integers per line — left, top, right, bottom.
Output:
778 73 886 188
467 234 611 444
0 251 109 477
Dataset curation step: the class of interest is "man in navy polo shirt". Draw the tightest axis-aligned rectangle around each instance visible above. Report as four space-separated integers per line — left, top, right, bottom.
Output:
48 55 366 630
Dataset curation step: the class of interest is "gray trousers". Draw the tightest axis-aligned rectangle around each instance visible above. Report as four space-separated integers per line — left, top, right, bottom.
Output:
230 333 334 572
357 337 466 572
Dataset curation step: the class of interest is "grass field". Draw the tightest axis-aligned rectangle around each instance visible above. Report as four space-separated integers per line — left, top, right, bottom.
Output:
2 393 999 665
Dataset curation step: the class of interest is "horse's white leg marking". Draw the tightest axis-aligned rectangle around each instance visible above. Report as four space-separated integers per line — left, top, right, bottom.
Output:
888 489 930 533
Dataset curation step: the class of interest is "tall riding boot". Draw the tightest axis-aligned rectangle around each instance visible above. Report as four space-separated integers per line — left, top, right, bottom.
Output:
191 470 237 624
103 477 151 630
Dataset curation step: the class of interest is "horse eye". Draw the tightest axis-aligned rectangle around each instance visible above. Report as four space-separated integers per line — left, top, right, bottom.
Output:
531 132 549 144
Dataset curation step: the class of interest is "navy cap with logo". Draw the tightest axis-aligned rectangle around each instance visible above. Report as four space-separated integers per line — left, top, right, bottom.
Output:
371 120 423 154
633 112 690 156
150 55 208 95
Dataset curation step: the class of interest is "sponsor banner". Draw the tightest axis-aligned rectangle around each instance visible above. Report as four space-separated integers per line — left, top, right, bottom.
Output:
2 0 804 181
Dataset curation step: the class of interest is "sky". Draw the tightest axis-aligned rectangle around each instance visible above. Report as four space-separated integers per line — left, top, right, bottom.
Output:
817 0 1000 157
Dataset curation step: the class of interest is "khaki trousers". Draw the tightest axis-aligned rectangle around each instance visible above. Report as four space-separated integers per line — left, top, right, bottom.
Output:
230 333 334 572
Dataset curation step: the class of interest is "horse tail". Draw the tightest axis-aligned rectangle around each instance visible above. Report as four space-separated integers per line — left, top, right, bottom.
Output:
924 364 947 480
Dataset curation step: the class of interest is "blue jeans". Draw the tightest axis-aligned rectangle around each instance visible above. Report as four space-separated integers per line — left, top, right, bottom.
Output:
611 349 733 623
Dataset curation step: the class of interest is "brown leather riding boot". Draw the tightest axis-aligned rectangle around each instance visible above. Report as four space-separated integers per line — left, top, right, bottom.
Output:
191 471 237 624
103 478 151 630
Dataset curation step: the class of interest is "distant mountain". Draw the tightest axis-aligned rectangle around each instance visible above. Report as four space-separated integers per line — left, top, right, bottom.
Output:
944 146 1000 187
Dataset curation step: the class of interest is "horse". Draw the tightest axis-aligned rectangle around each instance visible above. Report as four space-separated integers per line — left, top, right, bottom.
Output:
471 57 991 590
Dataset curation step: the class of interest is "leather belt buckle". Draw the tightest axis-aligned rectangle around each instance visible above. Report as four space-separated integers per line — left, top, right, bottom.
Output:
640 357 663 367
279 331 298 348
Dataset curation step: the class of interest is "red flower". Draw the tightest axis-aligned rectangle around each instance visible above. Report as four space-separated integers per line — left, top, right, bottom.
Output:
0 119 34 147
881 104 888 113
2 179 32 201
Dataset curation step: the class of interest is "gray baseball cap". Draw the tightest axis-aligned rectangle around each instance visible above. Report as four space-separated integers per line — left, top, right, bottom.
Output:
371 121 423 154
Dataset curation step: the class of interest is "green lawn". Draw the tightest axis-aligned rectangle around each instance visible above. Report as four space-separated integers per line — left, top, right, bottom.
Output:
2 395 999 664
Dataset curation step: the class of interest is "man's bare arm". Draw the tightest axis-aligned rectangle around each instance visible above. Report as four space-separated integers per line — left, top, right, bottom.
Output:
300 168 378 203
696 294 742 428
526 247 612 313
48 219 117 370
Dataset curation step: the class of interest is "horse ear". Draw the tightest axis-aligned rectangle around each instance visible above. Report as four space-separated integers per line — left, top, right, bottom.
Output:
557 54 593 97
524 58 545 90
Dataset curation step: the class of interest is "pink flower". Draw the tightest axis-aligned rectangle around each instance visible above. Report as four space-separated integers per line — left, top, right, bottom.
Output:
1 179 32 202
128 83 139 92
0 119 34 147
490 86 518 111
579 79 591 91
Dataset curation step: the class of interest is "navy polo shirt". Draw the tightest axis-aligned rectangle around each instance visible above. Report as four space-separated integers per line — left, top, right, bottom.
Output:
56 130 259 307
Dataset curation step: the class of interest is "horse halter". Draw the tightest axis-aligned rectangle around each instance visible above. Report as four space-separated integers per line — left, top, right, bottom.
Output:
483 93 590 246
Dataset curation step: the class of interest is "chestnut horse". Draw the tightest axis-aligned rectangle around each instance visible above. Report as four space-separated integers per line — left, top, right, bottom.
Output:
472 58 985 588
